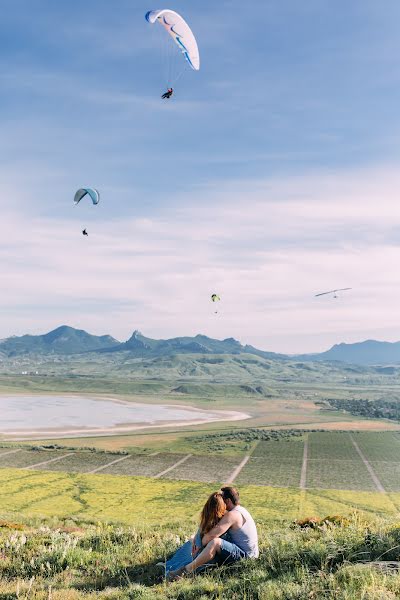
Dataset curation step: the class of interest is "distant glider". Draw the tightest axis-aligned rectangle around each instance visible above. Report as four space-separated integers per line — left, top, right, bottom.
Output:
211 293 221 313
315 288 352 299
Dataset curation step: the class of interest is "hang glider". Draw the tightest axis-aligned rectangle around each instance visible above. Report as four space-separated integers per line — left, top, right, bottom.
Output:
315 288 352 298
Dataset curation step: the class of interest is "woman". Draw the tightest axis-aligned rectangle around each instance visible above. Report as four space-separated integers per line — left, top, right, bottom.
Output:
159 491 226 577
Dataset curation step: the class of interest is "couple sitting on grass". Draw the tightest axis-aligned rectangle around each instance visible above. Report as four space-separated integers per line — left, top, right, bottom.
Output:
162 486 258 581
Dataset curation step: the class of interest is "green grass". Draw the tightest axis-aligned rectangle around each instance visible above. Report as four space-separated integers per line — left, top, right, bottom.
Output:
1 468 399 527
1 510 400 598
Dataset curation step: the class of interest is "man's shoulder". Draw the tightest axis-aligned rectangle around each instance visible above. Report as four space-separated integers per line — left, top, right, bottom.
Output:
236 505 256 521
228 507 245 521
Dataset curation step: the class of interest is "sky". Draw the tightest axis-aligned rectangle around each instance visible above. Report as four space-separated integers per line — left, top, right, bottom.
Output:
1 0 400 353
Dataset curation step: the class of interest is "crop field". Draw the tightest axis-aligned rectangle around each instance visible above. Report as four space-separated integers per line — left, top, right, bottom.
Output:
305 432 374 491
308 432 357 459
252 438 305 458
29 451 122 473
351 431 400 461
0 449 67 469
1 432 400 493
99 453 188 477
237 457 303 487
306 458 376 491
162 455 240 483
368 462 400 492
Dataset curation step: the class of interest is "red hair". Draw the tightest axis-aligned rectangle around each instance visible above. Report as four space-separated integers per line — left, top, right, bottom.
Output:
199 492 226 536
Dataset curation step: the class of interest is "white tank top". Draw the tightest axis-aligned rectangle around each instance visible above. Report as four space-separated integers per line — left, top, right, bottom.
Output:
230 505 259 558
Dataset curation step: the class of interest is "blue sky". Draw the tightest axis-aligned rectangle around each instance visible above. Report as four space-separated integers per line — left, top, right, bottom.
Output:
1 1 400 352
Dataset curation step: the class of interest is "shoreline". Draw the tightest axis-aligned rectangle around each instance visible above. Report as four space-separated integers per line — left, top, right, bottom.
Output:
0 394 251 440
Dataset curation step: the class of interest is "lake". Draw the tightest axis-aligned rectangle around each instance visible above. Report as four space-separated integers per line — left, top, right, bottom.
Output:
0 395 246 435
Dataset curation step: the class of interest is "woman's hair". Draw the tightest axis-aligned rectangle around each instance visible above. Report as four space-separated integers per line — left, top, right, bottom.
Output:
199 492 226 535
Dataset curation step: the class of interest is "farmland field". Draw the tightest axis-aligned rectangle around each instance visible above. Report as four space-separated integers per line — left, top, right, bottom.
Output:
29 451 122 473
306 458 376 491
99 453 189 477
351 431 400 461
237 457 303 487
308 432 357 459
162 454 240 483
0 449 67 469
369 462 400 492
252 438 305 458
0 432 400 493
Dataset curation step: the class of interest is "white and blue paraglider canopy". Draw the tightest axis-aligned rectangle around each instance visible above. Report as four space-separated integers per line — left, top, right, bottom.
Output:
74 188 100 206
146 9 200 71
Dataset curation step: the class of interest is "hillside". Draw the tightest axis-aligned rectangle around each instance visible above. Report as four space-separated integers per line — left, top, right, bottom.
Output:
0 513 399 599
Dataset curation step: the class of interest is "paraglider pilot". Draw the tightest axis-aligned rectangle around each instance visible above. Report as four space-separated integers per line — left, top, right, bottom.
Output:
162 87 173 99
82 229 88 236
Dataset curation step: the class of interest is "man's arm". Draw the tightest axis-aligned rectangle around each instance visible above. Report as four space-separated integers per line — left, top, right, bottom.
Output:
201 511 236 546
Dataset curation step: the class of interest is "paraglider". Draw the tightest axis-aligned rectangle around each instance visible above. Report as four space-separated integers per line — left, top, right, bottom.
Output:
315 288 352 299
74 188 100 206
211 294 221 313
74 189 99 236
146 9 200 94
161 87 174 99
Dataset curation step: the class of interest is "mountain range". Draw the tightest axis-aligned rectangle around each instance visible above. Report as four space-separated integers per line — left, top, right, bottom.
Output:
1 326 400 366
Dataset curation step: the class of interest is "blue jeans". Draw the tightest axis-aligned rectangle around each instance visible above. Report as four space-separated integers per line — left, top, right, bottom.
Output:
218 537 248 565
164 530 246 574
164 530 202 575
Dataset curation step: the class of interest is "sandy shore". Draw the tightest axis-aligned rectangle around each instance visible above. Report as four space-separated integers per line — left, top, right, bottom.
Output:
1 398 251 440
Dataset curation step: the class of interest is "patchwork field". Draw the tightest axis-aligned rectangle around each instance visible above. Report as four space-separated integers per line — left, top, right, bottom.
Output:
0 432 400 494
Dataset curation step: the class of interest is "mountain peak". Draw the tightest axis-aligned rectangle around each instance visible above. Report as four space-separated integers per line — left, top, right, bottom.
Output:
0 326 119 356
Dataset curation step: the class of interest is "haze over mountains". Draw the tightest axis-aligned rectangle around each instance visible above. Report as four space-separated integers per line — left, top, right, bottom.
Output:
1 326 400 366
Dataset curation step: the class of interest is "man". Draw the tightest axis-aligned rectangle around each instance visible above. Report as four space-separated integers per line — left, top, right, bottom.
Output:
161 87 173 99
168 486 258 580
82 229 88 236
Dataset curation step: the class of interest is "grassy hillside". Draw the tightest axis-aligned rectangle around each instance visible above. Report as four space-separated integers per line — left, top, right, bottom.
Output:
0 467 399 526
0 512 400 599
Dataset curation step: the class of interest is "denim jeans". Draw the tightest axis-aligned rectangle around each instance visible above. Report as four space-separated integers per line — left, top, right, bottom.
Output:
164 529 242 574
